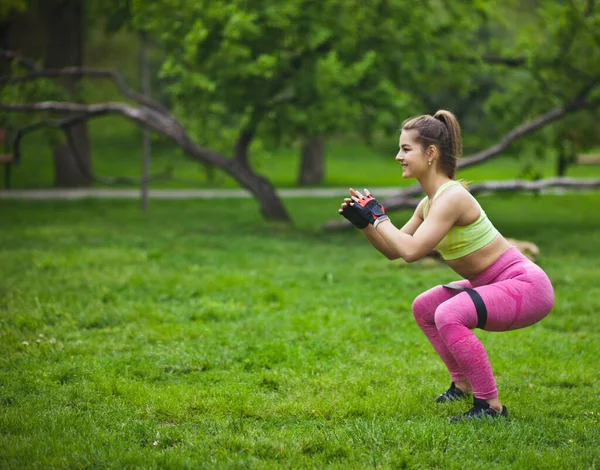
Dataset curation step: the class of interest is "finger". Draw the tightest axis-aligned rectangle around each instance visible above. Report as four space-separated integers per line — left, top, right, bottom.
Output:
344 198 352 203
364 188 371 196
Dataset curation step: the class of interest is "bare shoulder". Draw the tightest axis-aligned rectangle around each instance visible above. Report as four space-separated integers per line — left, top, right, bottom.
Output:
429 184 473 215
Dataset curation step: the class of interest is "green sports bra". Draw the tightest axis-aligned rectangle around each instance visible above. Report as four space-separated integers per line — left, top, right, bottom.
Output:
422 180 498 260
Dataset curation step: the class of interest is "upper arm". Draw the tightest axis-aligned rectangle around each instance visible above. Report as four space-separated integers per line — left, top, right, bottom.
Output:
408 190 465 260
400 198 426 236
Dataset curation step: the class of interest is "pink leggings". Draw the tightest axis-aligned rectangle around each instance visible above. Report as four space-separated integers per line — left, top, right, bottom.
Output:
412 247 554 400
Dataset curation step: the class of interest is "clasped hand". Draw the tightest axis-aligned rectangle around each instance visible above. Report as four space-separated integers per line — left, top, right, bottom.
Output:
338 188 389 229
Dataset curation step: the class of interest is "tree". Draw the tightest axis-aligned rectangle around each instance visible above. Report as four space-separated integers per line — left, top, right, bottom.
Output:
1 0 91 187
321 0 600 230
2 1 599 224
131 0 502 211
40 0 90 187
297 135 325 186
3 0 488 219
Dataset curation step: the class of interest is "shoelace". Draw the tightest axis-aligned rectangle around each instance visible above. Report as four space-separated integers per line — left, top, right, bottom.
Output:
437 383 468 402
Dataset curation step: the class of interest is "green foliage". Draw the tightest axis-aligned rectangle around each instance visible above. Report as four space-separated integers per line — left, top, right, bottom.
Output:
481 0 600 168
3 0 599 187
0 63 70 150
87 0 133 33
126 0 491 153
1 194 600 468
0 0 27 20
6 117 600 189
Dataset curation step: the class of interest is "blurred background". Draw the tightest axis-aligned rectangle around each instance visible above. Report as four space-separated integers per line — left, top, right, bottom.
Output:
0 0 598 219
2 3 600 468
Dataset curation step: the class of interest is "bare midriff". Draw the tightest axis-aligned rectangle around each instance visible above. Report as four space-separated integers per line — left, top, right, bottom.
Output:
444 234 514 281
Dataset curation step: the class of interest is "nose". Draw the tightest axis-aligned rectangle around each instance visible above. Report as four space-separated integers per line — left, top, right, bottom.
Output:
395 151 403 163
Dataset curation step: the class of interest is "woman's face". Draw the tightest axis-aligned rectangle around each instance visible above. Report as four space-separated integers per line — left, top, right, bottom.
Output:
396 129 430 179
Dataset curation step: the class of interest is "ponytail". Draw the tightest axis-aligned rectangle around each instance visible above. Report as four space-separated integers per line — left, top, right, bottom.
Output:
433 110 462 169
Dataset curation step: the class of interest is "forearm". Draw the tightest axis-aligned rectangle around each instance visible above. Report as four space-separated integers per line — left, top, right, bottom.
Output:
373 219 420 262
360 224 399 260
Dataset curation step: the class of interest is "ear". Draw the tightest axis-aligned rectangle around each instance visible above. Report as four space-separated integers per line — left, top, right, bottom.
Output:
427 145 437 158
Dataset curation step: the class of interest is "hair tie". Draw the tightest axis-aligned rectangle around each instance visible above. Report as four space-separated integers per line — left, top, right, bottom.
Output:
434 114 446 126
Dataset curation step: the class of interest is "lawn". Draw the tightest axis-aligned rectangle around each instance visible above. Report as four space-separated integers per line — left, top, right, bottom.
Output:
1 192 599 469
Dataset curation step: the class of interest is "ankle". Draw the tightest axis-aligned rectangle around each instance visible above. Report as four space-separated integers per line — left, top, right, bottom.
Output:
486 397 503 413
454 381 472 394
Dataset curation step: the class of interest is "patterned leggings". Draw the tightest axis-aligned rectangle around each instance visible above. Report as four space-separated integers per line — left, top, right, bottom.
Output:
412 247 554 400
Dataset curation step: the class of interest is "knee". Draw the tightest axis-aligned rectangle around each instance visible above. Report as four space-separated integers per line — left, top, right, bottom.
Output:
434 302 465 331
412 291 435 326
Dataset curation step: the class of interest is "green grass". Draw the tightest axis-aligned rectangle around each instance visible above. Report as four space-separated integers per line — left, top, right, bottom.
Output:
1 193 599 468
6 118 600 190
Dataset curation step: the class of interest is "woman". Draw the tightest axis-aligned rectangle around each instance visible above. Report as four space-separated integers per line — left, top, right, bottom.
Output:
339 110 554 421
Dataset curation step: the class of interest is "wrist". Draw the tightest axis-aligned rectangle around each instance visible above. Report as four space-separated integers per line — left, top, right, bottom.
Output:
373 215 390 229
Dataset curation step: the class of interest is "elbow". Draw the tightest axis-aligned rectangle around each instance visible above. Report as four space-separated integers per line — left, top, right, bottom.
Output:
401 248 422 264
387 249 409 262
385 246 404 261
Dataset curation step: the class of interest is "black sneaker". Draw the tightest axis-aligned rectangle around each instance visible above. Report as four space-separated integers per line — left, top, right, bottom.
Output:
436 382 471 403
449 397 508 422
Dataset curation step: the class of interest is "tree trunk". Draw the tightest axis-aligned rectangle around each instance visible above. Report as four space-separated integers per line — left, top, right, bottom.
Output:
249 176 290 221
182 142 290 221
297 135 325 186
0 22 9 76
139 33 151 211
41 0 91 187
556 149 568 177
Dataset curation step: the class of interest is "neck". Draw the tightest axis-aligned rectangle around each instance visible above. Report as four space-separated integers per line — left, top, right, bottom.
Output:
418 172 453 200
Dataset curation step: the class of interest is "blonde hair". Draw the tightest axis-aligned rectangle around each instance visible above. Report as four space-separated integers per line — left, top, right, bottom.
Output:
401 110 463 179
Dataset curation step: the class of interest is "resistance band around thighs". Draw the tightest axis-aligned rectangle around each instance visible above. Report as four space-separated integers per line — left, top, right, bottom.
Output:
443 284 488 329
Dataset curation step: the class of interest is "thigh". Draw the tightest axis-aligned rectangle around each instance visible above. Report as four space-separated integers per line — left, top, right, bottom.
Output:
413 279 472 319
473 273 553 331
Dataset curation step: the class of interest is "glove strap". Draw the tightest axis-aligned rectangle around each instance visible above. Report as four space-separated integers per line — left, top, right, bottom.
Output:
373 215 390 229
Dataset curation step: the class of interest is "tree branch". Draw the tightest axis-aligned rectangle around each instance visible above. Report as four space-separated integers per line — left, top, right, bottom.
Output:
0 50 168 114
322 81 600 231
0 101 230 171
0 49 41 71
63 123 173 186
234 107 265 167
458 88 596 171
481 55 527 67
567 0 600 48
323 178 600 232
0 52 291 220
8 116 174 186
